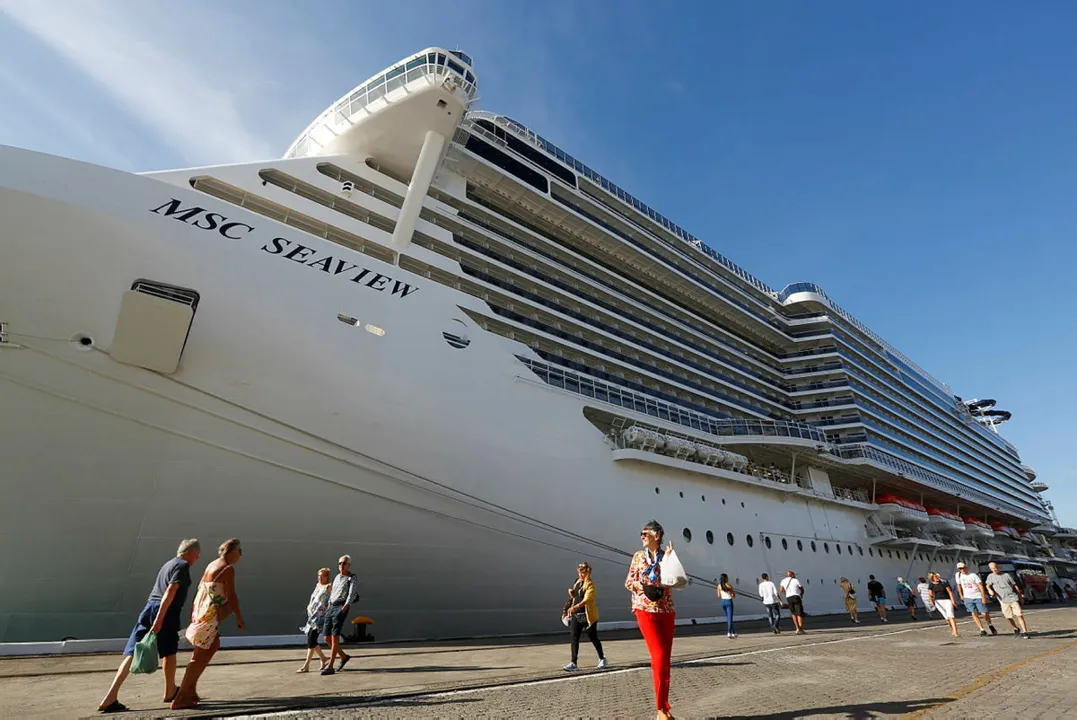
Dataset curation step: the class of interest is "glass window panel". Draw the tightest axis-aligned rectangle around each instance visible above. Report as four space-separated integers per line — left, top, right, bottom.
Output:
436 53 446 65
447 59 465 74
406 58 425 70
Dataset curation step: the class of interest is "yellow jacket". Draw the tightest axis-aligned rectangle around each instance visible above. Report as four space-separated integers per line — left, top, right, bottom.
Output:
571 578 599 626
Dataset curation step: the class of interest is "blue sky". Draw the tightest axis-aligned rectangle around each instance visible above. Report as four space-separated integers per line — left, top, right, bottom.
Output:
2 1 1074 522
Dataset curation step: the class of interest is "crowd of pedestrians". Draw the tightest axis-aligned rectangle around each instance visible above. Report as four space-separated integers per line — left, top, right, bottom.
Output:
96 528 1059 718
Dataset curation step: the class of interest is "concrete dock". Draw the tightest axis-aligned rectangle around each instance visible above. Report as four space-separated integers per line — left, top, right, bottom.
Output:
2 606 1075 719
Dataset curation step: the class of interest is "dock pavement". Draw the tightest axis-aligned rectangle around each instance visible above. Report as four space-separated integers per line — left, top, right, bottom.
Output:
2 606 1075 719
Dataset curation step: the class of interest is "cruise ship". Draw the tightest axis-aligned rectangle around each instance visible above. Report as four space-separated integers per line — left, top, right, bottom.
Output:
2 48 1075 645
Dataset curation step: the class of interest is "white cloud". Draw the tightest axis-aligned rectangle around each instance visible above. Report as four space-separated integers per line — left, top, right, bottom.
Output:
0 62 137 170
0 0 274 165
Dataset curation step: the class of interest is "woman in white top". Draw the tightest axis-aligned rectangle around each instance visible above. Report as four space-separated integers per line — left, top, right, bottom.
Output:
717 573 736 638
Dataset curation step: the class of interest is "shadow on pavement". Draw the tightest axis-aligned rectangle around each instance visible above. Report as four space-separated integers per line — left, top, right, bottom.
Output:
711 697 949 719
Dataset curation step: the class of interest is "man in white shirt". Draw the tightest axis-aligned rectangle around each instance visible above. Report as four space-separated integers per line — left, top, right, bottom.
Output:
758 573 782 634
955 562 997 637
779 570 806 634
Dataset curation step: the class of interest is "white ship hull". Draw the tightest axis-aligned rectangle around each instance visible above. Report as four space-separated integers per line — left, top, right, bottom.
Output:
0 146 964 644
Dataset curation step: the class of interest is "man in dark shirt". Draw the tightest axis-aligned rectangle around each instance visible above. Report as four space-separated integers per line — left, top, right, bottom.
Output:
867 575 888 622
97 539 201 713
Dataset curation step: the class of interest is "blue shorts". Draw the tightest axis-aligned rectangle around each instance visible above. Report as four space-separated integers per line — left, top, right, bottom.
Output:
122 600 181 658
964 598 987 614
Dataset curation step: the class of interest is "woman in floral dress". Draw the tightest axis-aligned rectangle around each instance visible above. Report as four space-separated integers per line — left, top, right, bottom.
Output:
297 568 332 673
171 538 245 710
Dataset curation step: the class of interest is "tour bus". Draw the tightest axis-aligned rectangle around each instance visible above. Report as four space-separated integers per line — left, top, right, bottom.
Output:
977 559 1051 602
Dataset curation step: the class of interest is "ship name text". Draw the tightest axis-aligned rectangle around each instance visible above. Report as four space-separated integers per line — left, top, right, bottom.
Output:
149 198 418 299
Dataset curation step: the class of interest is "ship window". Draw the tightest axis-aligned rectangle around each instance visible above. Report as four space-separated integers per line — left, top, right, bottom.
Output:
427 53 436 64
682 528 692 543
722 499 726 505
836 544 842 555
811 541 817 552
849 545 854 555
782 539 789 550
678 491 683 498
746 535 754 548
406 57 425 71
869 548 874 557
706 531 714 544
797 540 803 551
654 487 660 494
387 66 405 80
726 533 734 546
436 53 446 65
858 546 864 556
466 71 475 84
764 536 772 549
824 543 830 553
701 495 706 502
447 59 465 75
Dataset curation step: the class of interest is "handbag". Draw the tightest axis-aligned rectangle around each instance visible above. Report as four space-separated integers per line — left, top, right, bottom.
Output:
131 631 159 675
659 546 688 589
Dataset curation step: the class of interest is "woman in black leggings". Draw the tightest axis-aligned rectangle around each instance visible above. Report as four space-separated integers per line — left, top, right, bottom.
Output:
563 562 607 670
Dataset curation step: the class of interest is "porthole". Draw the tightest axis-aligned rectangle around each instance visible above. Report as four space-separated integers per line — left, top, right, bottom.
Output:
849 545 854 555
746 534 754 548
836 544 842 555
722 498 726 505
811 541 817 552
888 550 893 559
71 333 95 351
797 540 803 551
655 487 660 494
727 532 734 546
683 528 692 542
806 579 811 585
702 495 706 502
781 538 789 550
735 577 741 585
679 491 684 498
824 543 830 554
764 536 772 549
858 546 864 556
706 530 714 544
869 548 874 557
740 501 745 508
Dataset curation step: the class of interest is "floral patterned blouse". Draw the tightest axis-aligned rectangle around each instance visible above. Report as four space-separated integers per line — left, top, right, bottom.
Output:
625 549 676 614
302 582 332 633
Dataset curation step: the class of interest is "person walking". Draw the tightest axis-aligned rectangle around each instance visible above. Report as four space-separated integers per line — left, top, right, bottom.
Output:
563 561 607 670
717 573 736 638
758 573 782 634
171 538 245 710
840 577 859 623
322 555 359 675
916 577 935 618
896 577 918 620
297 567 333 673
626 520 683 720
97 539 201 713
955 562 998 637
927 572 960 637
779 570 806 634
867 575 888 622
985 561 1031 638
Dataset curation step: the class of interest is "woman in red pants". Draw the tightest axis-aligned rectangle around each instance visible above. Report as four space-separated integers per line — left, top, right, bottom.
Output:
625 520 681 720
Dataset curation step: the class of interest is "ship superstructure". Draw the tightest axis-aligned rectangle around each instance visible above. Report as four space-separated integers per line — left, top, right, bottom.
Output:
1 48 1074 645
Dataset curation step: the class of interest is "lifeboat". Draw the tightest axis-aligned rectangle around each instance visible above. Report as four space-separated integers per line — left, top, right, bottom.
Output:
991 522 1021 541
875 493 929 525
962 517 994 538
1016 528 1037 544
925 507 965 534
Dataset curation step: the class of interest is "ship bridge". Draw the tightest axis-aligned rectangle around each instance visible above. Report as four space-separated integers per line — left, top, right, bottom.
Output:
284 47 478 254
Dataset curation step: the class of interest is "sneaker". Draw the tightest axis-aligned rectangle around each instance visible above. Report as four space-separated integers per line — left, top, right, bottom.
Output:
1022 633 1030 639
596 658 608 669
980 629 988 637
730 633 737 638
562 662 577 672
320 667 335 676
989 626 998 636
1014 628 1021 638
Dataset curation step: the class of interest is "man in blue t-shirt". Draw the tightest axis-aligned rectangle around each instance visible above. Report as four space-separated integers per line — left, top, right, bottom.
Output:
97 539 201 713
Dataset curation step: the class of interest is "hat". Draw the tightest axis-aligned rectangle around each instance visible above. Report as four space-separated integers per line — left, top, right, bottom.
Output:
956 562 967 568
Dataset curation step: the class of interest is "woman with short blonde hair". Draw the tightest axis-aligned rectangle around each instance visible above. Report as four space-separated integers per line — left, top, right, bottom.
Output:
298 568 333 673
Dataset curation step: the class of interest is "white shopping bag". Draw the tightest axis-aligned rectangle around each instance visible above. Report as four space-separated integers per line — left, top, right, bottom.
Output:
659 545 688 589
